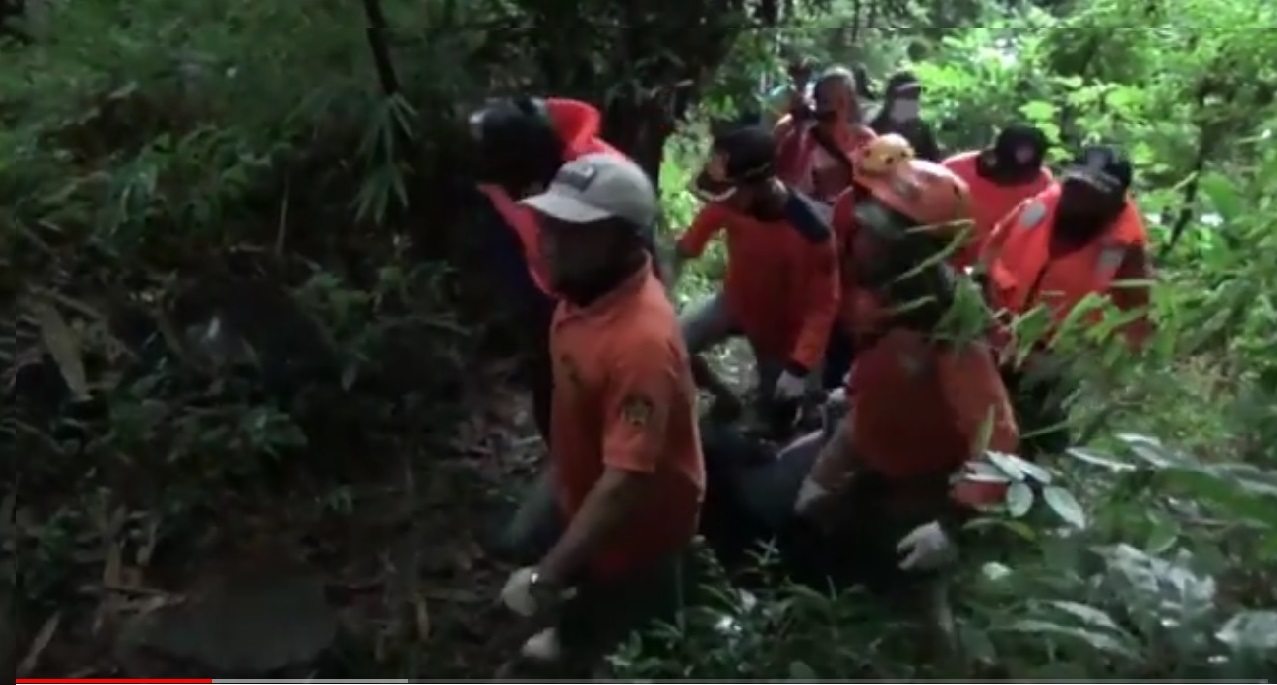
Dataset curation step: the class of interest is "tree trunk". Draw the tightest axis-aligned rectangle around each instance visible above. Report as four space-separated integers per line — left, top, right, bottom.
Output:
602 99 672 185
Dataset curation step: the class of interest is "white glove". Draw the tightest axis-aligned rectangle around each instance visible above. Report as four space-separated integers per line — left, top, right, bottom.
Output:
520 627 563 663
794 476 829 514
774 369 807 399
896 520 957 571
499 567 540 617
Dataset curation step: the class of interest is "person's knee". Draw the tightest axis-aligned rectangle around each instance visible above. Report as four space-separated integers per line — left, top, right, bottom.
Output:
679 295 731 353
678 310 715 353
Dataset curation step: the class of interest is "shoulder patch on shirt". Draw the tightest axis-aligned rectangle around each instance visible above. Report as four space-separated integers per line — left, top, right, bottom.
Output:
620 393 655 428
782 190 834 243
1018 200 1047 230
1096 244 1127 278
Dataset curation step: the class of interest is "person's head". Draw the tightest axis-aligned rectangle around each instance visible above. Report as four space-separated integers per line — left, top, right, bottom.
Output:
521 154 658 300
848 135 973 286
469 96 564 194
787 56 816 87
883 71 923 123
1055 145 1133 242
812 67 862 126
691 125 782 215
978 123 1049 181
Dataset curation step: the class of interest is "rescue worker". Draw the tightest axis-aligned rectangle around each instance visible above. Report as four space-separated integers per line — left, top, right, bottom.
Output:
868 71 941 162
794 135 1020 591
772 68 875 390
469 97 624 445
496 154 704 677
982 145 1154 457
942 123 1053 270
775 67 878 204
679 125 840 424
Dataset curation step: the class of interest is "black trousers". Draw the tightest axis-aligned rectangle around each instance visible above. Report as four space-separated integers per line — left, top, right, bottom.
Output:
477 192 557 447
1000 361 1074 459
822 325 856 389
527 304 554 445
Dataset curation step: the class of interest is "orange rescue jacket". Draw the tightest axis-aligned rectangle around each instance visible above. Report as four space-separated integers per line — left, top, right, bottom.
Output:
677 201 840 372
984 185 1154 349
942 151 1054 270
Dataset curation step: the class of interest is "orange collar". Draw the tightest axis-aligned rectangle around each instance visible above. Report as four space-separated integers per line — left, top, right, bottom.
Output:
558 258 653 321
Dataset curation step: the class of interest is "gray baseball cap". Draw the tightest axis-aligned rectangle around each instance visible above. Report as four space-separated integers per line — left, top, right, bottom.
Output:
520 154 658 233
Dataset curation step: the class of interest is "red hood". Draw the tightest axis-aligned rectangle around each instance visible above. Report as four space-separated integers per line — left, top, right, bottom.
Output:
545 98 619 159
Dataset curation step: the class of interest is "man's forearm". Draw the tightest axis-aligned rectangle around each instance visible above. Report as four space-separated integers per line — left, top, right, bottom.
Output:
537 469 651 583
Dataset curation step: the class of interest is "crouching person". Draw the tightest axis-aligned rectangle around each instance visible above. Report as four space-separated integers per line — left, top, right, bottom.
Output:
675 125 840 425
494 154 706 677
793 135 1020 651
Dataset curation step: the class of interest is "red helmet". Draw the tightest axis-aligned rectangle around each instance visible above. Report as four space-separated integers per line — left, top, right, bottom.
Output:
852 134 973 238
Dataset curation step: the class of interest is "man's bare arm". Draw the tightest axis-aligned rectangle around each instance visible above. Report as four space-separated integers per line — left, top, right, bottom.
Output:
537 468 653 583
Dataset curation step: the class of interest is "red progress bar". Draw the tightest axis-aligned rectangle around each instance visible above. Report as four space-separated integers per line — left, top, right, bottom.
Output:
16 674 214 679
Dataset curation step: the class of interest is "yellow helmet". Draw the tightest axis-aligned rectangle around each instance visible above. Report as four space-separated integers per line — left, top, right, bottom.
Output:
856 134 916 176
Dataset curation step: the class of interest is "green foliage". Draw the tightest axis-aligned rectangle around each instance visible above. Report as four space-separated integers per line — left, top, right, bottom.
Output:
633 2 1277 680
7 0 1277 677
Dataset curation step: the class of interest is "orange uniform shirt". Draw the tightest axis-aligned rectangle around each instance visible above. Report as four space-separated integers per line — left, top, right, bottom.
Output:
676 202 840 371
820 190 1019 510
942 151 1054 269
807 331 1020 510
848 332 1019 479
549 262 706 579
983 185 1154 349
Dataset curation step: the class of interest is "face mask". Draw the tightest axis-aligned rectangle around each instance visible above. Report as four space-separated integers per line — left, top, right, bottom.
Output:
1054 180 1121 241
890 99 920 121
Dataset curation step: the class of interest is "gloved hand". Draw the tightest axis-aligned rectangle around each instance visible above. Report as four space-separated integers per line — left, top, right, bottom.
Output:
520 627 563 663
774 369 807 400
896 520 958 571
500 567 559 617
793 476 829 514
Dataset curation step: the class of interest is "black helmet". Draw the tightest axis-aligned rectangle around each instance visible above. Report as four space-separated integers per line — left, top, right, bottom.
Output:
469 96 564 187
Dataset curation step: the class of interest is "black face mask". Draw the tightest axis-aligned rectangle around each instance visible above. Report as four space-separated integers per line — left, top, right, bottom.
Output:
977 140 1044 185
1053 179 1124 243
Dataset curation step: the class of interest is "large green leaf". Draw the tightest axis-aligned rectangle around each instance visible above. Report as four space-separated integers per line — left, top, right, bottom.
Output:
1217 611 1277 652
1043 486 1087 529
1007 482 1034 517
